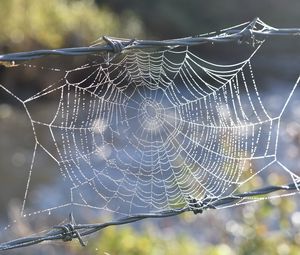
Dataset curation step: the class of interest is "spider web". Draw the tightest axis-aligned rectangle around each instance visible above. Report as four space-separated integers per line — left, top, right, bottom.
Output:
0 19 300 237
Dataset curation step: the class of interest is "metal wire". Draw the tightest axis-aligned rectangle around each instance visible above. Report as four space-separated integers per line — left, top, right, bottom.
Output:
0 181 299 251
0 18 300 251
0 18 299 62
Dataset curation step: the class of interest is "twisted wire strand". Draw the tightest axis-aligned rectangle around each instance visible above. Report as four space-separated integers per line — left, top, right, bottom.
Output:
0 18 299 62
0 181 298 251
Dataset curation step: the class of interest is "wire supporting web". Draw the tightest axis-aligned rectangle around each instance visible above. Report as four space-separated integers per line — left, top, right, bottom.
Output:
0 18 300 249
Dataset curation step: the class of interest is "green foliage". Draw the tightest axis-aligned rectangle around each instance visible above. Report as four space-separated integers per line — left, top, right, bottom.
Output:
0 0 143 51
87 224 236 255
88 225 196 255
82 194 300 255
237 198 299 255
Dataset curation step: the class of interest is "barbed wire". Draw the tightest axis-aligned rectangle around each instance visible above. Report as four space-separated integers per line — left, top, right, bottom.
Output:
0 17 300 251
0 181 299 251
0 18 299 63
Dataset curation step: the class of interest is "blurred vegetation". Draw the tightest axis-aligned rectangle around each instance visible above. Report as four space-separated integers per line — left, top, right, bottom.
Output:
97 0 300 39
1 0 299 51
81 194 300 255
0 1 300 254
88 225 204 255
0 0 143 52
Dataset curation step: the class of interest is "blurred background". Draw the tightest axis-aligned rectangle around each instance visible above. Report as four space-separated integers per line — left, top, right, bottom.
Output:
0 0 300 254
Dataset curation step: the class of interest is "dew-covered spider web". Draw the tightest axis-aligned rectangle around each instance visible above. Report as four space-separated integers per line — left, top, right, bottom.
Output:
0 19 300 243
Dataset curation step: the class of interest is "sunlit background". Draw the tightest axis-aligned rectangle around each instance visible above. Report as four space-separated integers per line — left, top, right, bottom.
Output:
0 0 300 254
